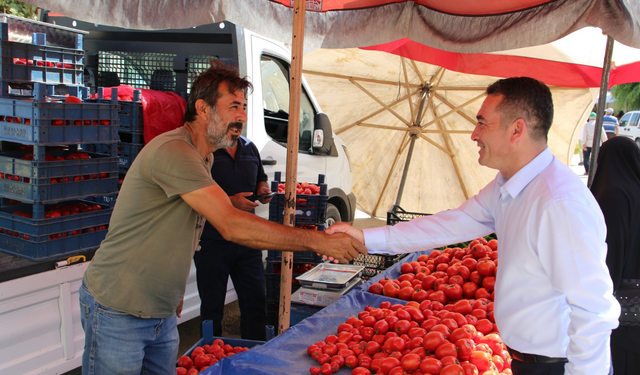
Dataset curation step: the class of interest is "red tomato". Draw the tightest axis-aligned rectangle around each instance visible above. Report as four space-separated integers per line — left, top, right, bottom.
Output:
345 355 359 368
193 354 211 370
422 331 447 352
400 262 414 274
373 320 390 335
444 284 463 301
309 367 321 375
476 260 496 277
487 239 498 251
177 356 193 369
474 288 492 301
323 344 338 356
435 342 458 359
176 367 188 375
380 357 401 374
383 283 401 298
456 338 476 361
469 350 492 372
398 286 415 301
470 244 487 259
440 364 464 375
190 347 206 360
394 319 412 334
369 283 383 294
64 96 83 103
474 319 494 335
351 367 372 375
482 276 496 292
461 362 479 375
419 357 443 374
428 290 448 305
186 368 199 375
430 324 452 339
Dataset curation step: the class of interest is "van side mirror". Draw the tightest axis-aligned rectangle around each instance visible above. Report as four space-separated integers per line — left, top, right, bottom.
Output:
312 113 338 156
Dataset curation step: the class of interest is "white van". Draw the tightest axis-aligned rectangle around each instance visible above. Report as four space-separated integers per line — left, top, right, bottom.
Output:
0 16 356 375
618 110 640 147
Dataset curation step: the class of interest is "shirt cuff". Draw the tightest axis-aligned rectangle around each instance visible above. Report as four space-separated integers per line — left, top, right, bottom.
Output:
363 227 397 255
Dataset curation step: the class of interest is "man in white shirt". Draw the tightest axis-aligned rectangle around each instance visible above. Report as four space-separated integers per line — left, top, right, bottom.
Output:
328 77 620 375
580 112 606 175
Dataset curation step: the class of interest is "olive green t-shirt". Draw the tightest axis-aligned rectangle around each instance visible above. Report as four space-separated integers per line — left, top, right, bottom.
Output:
84 127 215 318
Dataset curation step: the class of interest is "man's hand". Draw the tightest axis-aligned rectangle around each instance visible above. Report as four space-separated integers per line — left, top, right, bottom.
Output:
316 231 367 264
229 192 259 211
176 298 184 318
325 222 365 244
256 184 273 205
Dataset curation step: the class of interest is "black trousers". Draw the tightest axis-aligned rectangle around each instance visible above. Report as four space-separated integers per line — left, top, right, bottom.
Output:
511 359 566 375
583 147 592 174
193 240 267 341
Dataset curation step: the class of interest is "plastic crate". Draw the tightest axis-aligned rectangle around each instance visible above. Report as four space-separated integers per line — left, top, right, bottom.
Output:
180 320 265 361
386 204 431 226
265 224 325 263
268 173 328 226
265 261 311 302
0 149 118 203
87 88 144 133
0 200 112 261
351 253 409 280
290 303 323 326
2 41 84 85
86 140 144 173
0 84 119 145
0 13 85 50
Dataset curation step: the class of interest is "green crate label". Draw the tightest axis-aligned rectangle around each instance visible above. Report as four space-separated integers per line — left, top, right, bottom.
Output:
2 182 25 196
3 126 27 139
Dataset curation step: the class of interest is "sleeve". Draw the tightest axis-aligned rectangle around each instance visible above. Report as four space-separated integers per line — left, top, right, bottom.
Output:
364 181 497 254
536 200 619 375
580 126 586 143
599 193 631 290
150 140 216 197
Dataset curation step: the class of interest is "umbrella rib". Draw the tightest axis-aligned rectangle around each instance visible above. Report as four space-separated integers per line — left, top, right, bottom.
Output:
428 97 471 200
358 123 412 131
349 78 411 126
422 93 485 129
302 70 421 88
372 132 411 216
418 134 453 156
334 91 418 135
401 58 416 123
422 129 473 134
409 59 426 86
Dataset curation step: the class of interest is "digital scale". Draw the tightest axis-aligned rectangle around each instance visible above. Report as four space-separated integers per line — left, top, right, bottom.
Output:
291 263 364 307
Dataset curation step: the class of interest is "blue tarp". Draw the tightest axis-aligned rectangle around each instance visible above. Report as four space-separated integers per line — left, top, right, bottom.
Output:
204 251 430 375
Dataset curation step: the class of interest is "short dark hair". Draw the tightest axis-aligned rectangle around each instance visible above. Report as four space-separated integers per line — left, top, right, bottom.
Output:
184 60 253 122
486 77 554 142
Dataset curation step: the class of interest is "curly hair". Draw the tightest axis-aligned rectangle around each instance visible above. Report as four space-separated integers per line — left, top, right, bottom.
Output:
486 77 554 142
184 60 253 122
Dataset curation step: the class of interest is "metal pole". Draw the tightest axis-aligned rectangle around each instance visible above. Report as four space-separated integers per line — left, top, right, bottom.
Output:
395 88 428 206
278 0 305 334
587 35 615 187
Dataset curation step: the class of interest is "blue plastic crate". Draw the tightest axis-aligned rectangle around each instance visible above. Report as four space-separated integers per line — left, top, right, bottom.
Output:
86 141 144 173
1 41 84 85
87 88 144 134
0 150 118 202
0 84 119 145
265 225 325 263
0 200 112 261
290 303 323 326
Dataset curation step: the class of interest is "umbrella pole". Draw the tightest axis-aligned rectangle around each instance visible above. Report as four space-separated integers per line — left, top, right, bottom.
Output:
587 35 615 187
278 0 306 335
395 89 428 206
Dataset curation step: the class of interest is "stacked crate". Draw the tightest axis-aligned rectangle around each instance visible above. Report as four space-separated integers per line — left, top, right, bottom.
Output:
265 172 328 326
85 88 145 207
0 18 119 261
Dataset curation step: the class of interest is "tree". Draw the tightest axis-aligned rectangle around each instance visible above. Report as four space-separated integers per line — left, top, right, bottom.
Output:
612 82 640 112
0 1 38 20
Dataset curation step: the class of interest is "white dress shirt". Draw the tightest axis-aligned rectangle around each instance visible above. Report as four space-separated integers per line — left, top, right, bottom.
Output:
364 147 620 375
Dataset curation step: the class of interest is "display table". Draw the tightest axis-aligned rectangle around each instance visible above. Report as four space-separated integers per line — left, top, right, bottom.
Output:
205 251 429 375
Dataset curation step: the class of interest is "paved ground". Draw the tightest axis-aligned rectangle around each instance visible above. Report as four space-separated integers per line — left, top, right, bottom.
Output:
66 151 586 373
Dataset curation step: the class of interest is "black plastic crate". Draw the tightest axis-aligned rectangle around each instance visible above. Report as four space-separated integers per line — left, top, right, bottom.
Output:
386 204 431 226
268 173 328 226
265 260 318 301
351 253 409 280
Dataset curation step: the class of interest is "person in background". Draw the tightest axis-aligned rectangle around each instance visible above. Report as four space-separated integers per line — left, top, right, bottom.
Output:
194 136 271 341
78 60 367 375
590 136 640 375
603 108 619 139
616 110 625 122
580 112 606 175
328 77 620 375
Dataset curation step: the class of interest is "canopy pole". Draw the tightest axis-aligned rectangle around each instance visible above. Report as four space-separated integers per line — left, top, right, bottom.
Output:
587 35 615 187
278 0 305 334
395 88 428 206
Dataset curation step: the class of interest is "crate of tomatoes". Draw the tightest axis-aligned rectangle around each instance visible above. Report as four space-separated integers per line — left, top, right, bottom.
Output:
176 320 266 375
268 172 328 226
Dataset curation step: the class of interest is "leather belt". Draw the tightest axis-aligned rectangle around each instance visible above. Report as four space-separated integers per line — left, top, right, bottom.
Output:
507 347 568 364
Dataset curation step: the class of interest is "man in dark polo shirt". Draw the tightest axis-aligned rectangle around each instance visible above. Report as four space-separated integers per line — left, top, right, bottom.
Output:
193 136 272 340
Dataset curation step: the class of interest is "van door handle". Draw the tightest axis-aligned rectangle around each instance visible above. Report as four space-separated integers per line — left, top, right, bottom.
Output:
262 159 277 165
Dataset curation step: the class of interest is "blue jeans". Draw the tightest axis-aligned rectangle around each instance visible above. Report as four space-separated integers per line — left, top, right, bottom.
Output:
79 281 179 375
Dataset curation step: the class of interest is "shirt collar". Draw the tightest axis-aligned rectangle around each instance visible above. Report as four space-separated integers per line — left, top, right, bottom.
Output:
499 147 553 199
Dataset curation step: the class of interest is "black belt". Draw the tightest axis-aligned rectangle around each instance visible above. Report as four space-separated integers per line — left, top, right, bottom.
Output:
507 347 568 364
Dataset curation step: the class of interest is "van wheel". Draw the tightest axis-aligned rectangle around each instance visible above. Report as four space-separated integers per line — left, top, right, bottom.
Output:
325 203 341 228
636 138 640 148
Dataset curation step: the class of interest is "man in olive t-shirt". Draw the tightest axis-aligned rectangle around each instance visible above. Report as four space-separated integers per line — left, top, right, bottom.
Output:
79 61 367 375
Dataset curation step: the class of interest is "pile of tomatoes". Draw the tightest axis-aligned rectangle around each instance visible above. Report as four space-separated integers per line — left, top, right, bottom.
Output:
176 339 252 375
368 238 498 306
276 182 322 195
307 238 510 375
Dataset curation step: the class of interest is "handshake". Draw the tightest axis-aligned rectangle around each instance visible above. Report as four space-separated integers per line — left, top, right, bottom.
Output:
317 222 368 264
